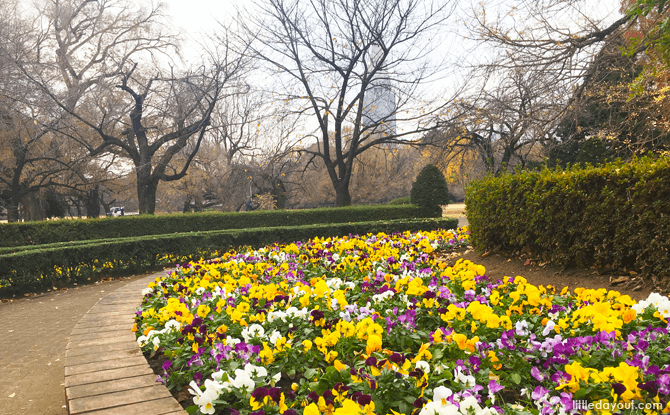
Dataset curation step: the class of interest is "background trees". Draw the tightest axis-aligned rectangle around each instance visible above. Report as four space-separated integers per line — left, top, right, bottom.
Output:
243 0 459 206
4 0 669 220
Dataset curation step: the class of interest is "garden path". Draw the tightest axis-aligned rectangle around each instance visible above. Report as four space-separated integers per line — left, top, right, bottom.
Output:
0 272 167 415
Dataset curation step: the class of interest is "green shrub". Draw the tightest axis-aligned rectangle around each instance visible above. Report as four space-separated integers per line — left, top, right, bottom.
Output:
465 156 670 280
411 164 450 209
0 205 440 248
0 217 458 297
387 196 411 205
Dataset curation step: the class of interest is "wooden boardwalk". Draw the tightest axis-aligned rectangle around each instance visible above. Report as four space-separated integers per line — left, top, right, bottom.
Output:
64 275 187 415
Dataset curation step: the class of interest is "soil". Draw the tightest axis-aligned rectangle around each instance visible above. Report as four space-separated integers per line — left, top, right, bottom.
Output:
445 247 661 302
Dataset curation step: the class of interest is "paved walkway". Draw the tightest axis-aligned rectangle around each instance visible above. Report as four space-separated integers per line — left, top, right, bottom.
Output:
0 272 167 415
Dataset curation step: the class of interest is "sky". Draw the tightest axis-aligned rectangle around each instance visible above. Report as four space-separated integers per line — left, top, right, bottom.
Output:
162 0 239 41
159 0 625 142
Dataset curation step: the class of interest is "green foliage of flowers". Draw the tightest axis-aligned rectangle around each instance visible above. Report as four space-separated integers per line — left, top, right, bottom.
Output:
0 218 456 297
135 228 670 415
465 155 670 279
0 205 441 248
411 165 450 210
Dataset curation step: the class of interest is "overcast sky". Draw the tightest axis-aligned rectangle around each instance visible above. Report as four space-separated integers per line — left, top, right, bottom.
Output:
162 0 237 39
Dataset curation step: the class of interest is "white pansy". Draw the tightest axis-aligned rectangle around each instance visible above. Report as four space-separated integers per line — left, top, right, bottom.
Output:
454 368 476 388
211 370 227 382
136 335 148 347
542 320 555 336
241 324 265 342
272 372 281 384
204 379 225 394
415 360 430 374
633 292 670 318
458 396 482 414
188 381 220 415
225 336 241 346
433 363 447 375
231 369 255 391
269 330 282 345
285 306 300 318
267 311 287 323
515 320 529 337
164 319 180 332
244 363 268 378
433 386 453 404
141 287 153 296
292 286 306 296
326 277 343 289
419 401 459 415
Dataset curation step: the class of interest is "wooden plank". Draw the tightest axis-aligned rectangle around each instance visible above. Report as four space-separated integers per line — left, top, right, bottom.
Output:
76 316 135 327
68 385 172 414
65 356 148 376
74 319 135 331
66 374 159 400
65 365 154 388
66 341 138 357
71 324 134 336
80 311 134 319
92 298 140 304
77 315 136 324
63 273 184 415
87 305 139 314
72 397 185 415
67 333 136 349
65 348 142 367
68 329 133 343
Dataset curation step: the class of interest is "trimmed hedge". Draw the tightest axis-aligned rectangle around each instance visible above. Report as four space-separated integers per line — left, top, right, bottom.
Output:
0 217 458 297
465 156 670 278
0 205 440 248
387 197 412 205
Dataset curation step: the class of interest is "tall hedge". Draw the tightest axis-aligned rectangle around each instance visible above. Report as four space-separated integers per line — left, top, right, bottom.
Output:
0 205 440 248
465 156 670 278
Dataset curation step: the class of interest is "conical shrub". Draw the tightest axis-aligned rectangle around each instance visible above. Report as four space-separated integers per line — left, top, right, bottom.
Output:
410 164 450 209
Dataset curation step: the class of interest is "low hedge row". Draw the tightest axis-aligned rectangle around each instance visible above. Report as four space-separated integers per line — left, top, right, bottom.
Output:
0 205 440 247
0 217 457 297
465 156 670 278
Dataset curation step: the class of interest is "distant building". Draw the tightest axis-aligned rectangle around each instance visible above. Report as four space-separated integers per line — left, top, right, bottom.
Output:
361 46 396 136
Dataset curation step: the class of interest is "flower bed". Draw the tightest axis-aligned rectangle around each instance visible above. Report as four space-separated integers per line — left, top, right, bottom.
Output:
134 228 670 415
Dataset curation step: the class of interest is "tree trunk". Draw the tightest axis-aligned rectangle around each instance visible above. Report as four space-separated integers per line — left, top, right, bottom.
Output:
334 183 352 207
271 179 287 209
138 182 158 214
7 194 21 222
183 198 192 213
7 171 23 222
85 187 101 218
137 171 159 214
23 192 45 222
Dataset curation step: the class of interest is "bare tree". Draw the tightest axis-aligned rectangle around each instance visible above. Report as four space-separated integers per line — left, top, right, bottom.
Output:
241 0 460 206
427 67 563 175
0 0 99 221
12 0 252 214
438 0 670 170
